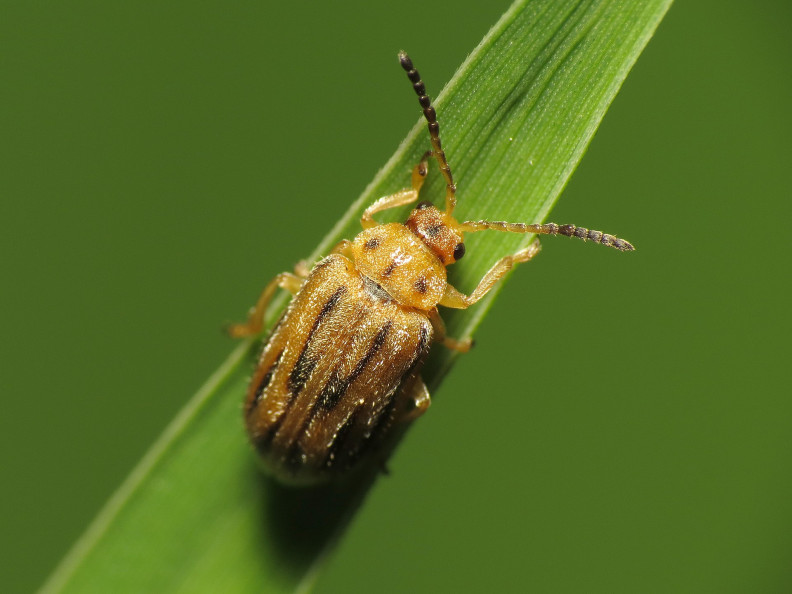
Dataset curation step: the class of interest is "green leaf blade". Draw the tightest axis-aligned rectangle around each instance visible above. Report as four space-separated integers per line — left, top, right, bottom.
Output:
40 1 672 592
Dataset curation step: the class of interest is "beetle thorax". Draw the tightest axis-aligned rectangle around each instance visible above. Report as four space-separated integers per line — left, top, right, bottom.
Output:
351 223 447 311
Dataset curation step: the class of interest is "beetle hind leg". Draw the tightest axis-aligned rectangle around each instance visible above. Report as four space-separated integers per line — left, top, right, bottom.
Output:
400 377 431 422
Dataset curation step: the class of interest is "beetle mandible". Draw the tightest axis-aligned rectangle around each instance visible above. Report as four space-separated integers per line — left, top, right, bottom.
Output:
229 52 634 485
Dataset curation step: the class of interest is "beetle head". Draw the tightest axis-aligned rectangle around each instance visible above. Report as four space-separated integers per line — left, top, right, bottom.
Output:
405 201 465 265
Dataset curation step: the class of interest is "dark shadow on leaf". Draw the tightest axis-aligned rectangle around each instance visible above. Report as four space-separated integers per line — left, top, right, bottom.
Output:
256 456 382 580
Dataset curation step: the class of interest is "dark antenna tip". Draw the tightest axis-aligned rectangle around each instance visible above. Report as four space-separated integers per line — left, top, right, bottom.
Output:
396 51 457 215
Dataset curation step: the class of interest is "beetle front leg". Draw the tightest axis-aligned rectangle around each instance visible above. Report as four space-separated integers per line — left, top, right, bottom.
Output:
360 151 431 229
227 271 304 338
440 240 542 309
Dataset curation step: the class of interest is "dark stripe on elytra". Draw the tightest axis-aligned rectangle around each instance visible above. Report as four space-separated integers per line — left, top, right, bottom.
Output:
252 394 294 454
321 322 432 470
287 285 346 396
362 386 403 450
287 354 318 399
416 324 430 355
340 380 409 472
253 427 277 457
352 322 429 432
259 285 348 456
283 442 307 476
350 385 400 464
324 408 360 469
251 378 302 453
356 322 432 452
315 321 393 412
404 323 431 372
246 350 283 417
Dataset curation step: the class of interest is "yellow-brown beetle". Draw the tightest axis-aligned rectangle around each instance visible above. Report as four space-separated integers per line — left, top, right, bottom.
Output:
230 52 633 485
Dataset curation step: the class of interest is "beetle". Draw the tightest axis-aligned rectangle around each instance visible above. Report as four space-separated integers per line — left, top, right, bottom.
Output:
229 52 633 485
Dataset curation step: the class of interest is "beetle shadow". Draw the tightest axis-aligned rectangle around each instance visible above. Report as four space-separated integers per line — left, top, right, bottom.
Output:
254 456 387 580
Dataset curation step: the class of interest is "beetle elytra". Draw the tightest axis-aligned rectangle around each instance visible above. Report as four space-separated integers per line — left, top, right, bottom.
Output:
229 52 634 485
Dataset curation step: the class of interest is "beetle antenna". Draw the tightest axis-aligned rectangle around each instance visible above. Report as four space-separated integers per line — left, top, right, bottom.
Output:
458 220 635 251
399 51 457 216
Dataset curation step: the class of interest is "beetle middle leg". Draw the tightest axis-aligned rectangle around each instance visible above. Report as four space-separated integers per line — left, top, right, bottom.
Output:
428 308 472 353
227 270 304 338
294 259 311 278
360 151 432 229
439 240 543 309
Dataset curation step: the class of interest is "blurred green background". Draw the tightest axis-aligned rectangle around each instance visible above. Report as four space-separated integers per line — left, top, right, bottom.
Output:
3 1 791 592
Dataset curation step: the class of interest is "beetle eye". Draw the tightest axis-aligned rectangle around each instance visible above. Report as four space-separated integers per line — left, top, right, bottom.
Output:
453 242 466 261
416 201 433 209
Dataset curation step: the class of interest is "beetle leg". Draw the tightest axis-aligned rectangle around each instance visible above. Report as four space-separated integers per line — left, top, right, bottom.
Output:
440 240 543 309
400 377 431 422
428 308 472 353
330 238 354 258
360 151 431 229
227 272 304 338
294 260 310 278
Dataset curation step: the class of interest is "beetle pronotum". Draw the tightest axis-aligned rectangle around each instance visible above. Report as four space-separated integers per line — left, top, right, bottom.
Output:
230 52 633 485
